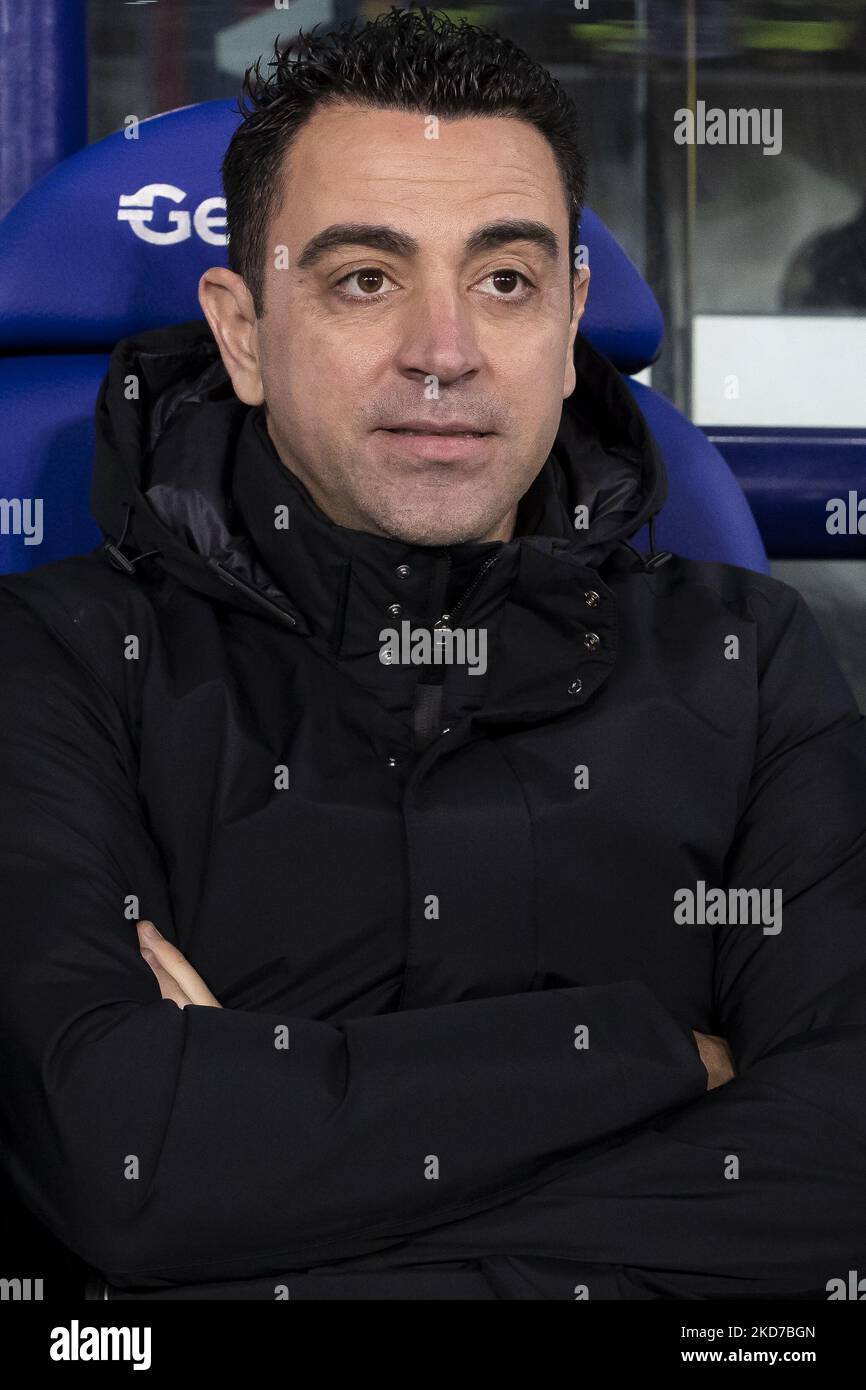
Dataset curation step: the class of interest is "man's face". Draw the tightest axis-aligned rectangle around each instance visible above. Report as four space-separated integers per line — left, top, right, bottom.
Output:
201 101 589 545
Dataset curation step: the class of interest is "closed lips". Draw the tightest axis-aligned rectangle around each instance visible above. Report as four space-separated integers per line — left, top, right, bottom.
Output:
381 423 491 435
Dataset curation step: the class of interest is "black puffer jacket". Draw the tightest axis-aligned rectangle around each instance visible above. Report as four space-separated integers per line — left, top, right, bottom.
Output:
1 319 864 1300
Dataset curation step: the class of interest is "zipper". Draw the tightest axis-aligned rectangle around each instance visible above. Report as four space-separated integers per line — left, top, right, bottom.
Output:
207 557 299 627
412 550 500 751
432 552 500 646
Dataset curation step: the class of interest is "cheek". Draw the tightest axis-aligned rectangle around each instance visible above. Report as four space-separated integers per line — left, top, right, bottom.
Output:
504 357 568 438
496 317 567 380
261 360 359 450
269 318 375 398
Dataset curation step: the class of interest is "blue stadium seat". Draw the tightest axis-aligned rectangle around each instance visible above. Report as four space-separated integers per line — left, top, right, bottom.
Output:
0 97 770 576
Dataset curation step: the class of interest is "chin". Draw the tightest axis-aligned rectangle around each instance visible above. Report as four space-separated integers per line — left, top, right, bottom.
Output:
379 513 492 547
363 488 501 547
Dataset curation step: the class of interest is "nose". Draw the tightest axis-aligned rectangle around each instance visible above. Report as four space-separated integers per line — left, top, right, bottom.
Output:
392 282 484 388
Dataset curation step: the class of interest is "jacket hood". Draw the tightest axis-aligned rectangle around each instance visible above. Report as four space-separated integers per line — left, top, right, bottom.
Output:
90 317 671 631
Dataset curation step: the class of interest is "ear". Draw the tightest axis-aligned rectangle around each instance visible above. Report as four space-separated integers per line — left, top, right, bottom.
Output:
198 267 265 406
563 265 591 399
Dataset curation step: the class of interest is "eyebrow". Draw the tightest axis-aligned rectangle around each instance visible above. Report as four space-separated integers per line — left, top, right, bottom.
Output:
293 218 562 272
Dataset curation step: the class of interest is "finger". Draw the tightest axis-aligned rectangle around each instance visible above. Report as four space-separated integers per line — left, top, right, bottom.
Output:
137 922 222 1007
141 948 193 1009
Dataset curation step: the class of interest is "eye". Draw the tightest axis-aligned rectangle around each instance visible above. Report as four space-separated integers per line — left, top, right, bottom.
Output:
332 265 536 305
476 269 536 302
334 268 399 302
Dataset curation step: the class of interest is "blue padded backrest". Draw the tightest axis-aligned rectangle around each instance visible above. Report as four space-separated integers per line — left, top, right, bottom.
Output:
0 98 662 373
626 382 770 572
0 356 106 565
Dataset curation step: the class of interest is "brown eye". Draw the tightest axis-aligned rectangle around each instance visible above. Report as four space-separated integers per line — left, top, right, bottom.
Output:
336 268 397 300
355 270 385 294
477 269 535 302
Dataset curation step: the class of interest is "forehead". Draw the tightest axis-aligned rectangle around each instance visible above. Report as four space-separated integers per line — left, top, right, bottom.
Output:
275 101 567 237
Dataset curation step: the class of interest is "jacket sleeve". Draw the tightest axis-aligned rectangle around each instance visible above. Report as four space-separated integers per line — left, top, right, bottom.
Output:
0 582 708 1290
345 584 866 1298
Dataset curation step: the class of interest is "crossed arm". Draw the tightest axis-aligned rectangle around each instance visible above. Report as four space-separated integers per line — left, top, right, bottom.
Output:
136 916 735 1090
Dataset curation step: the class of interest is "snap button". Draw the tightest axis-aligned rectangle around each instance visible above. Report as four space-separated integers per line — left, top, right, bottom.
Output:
568 679 583 695
395 564 411 578
584 590 600 608
387 602 402 616
583 631 600 650
386 755 400 767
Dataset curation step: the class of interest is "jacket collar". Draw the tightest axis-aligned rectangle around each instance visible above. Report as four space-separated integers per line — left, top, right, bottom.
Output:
90 318 671 727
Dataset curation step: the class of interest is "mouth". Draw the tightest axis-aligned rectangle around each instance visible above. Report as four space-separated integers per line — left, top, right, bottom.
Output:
375 427 495 461
382 428 491 438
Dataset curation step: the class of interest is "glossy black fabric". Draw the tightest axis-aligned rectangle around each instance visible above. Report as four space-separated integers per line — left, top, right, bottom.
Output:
1 319 865 1301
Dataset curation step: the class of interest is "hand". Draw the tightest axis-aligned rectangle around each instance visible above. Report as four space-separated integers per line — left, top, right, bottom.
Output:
692 1030 736 1090
137 920 222 1009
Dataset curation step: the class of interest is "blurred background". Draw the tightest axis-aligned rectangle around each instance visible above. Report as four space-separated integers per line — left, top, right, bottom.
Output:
1 0 864 705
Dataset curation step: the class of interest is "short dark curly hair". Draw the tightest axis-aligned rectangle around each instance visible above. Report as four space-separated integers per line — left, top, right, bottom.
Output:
221 5 587 319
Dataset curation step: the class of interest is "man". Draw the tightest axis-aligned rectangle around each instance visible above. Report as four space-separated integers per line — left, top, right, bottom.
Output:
1 8 864 1301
